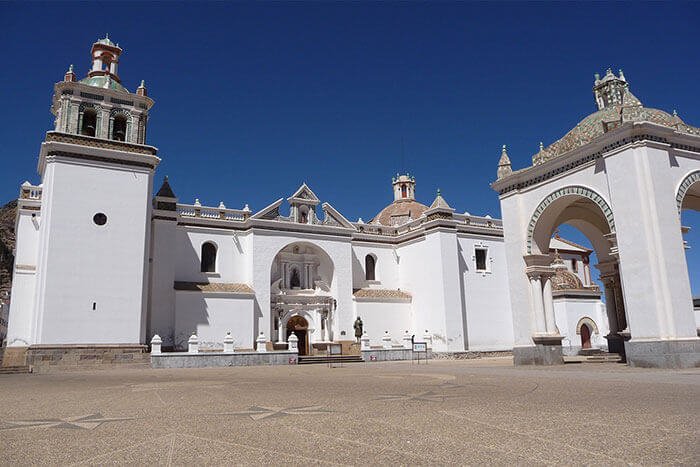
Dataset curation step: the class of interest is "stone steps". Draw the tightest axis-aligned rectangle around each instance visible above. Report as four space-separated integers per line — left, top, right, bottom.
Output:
0 365 32 374
298 355 364 365
563 353 622 364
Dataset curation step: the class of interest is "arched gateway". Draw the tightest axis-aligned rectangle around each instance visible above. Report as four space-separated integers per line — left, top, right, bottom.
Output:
492 69 700 368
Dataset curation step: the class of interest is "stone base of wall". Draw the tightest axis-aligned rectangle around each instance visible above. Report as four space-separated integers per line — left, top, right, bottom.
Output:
513 344 563 365
432 350 513 360
4 345 149 373
362 348 431 362
1 346 28 367
625 339 700 369
151 351 299 369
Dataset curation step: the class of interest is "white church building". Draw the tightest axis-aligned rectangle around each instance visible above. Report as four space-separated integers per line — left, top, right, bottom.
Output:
5 37 697 368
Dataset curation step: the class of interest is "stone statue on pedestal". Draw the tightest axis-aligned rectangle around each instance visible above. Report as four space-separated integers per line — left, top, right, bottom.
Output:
353 317 363 343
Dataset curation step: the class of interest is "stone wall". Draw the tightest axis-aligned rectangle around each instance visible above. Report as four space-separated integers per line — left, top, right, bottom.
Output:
151 351 299 369
12 345 149 373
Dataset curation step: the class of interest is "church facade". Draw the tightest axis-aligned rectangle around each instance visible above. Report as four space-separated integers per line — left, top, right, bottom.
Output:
6 38 612 362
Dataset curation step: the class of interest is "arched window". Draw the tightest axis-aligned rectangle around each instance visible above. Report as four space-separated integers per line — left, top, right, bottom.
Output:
200 242 217 273
112 114 127 141
401 184 407 198
365 254 376 281
81 109 97 137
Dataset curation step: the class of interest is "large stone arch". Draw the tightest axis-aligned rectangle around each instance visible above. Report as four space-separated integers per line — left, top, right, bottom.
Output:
676 170 700 213
527 185 615 255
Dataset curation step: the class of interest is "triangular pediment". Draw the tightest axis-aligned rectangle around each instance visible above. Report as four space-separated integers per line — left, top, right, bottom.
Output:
251 198 283 220
287 183 320 205
321 202 355 229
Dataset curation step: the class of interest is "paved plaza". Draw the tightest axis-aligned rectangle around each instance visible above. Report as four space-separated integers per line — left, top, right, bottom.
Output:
0 358 698 465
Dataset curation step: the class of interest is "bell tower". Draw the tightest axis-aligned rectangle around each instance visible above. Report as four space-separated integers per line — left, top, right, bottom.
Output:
6 36 160 350
392 173 416 201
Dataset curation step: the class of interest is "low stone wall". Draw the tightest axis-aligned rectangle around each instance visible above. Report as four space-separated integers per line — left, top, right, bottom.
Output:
362 348 431 362
151 351 299 369
12 345 149 373
432 350 513 360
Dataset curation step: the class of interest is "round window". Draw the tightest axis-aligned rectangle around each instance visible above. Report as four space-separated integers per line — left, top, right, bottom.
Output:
93 213 107 226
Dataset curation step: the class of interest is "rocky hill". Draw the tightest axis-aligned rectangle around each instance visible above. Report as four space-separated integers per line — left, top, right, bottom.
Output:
0 200 16 297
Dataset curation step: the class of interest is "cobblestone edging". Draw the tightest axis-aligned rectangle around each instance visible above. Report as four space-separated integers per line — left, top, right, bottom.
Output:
431 350 513 360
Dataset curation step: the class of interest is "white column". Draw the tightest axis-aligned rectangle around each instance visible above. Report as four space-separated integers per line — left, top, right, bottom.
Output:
530 275 546 333
542 276 556 334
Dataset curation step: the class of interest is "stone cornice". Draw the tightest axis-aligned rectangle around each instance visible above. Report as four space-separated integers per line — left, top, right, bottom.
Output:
493 122 700 196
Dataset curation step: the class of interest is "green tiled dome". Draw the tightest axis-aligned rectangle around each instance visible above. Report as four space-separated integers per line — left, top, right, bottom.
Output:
79 75 129 93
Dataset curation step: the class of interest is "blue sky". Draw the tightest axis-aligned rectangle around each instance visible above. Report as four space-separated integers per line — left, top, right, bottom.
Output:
1 2 699 293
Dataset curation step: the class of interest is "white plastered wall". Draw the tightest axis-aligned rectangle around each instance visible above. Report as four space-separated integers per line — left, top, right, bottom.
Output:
554 297 609 355
174 292 254 350
33 158 152 344
354 300 412 346
5 208 41 346
457 235 514 351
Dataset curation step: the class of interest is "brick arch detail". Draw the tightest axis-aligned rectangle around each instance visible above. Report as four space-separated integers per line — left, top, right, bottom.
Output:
576 316 599 335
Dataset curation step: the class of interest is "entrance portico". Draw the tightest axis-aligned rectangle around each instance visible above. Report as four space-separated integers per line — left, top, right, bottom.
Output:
493 69 700 368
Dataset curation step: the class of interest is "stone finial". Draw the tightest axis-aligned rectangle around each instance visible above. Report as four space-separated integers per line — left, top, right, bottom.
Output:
618 69 626 81
497 144 513 179
423 330 432 349
64 64 76 82
188 333 199 354
136 79 147 97
402 331 412 349
539 141 544 152
150 334 162 355
360 331 371 350
287 332 299 353
243 204 250 212
218 201 226 209
382 331 392 349
223 331 235 353
256 331 267 353
194 198 201 207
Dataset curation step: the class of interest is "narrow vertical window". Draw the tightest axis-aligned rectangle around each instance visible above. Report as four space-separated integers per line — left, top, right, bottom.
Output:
475 248 488 271
401 184 407 198
571 258 578 272
201 242 217 273
365 255 376 281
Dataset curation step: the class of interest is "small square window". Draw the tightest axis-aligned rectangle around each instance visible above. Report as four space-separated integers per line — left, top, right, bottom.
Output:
475 248 488 271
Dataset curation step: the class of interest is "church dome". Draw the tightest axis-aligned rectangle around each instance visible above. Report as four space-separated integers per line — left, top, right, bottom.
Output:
533 69 700 165
372 199 429 226
79 75 129 93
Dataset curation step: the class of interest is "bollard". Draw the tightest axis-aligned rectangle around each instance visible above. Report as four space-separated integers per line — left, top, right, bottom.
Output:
423 330 432 349
360 331 371 350
403 331 412 349
382 331 392 349
188 332 199 354
150 334 162 355
256 331 267 353
223 331 235 353
288 332 299 352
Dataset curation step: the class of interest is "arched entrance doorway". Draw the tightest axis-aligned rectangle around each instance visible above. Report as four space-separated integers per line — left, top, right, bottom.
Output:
270 242 335 352
580 324 592 349
286 315 309 356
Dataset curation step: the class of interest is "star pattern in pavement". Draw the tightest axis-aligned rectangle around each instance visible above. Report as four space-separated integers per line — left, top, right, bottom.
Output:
1 413 134 431
373 391 453 402
219 405 333 420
